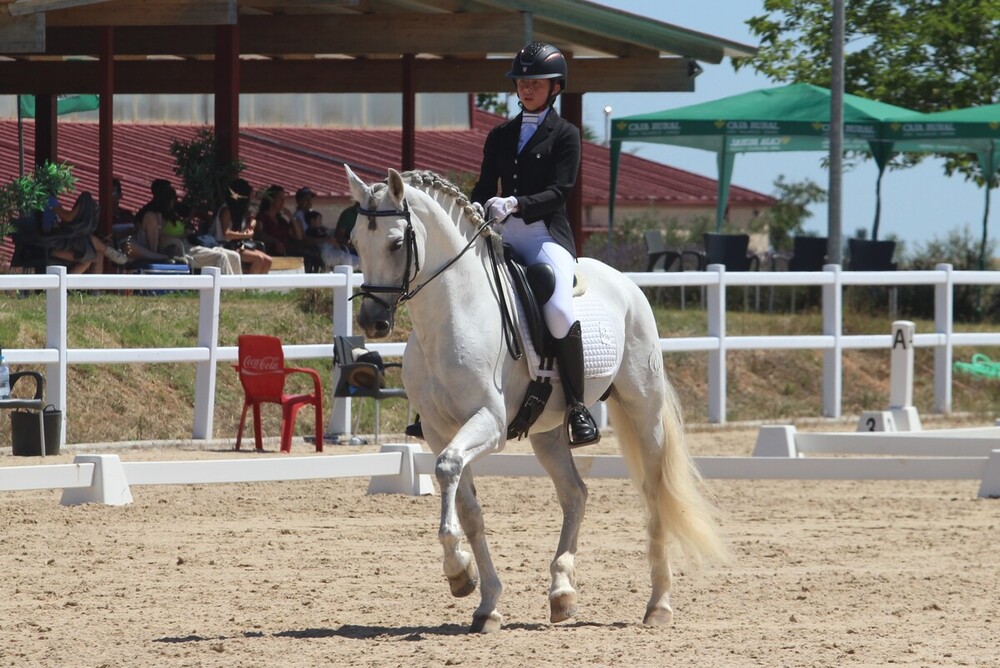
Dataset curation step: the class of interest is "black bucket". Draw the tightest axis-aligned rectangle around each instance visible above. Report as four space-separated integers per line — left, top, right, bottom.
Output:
11 406 61 456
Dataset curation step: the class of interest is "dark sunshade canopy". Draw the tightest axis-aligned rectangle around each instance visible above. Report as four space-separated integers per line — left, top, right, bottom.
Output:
608 82 923 235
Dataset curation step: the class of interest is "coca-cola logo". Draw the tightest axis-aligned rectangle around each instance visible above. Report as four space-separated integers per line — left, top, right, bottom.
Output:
242 355 280 373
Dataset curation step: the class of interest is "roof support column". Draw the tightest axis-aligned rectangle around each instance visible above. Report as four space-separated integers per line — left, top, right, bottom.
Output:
214 24 240 166
561 91 584 256
401 54 415 171
98 26 114 243
33 95 57 167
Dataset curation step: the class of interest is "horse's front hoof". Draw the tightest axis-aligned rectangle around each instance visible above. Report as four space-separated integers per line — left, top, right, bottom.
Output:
448 572 478 598
445 551 479 597
470 611 503 633
549 589 578 623
643 605 673 626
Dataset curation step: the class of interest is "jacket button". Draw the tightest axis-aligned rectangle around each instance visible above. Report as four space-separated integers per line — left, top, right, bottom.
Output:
513 174 518 180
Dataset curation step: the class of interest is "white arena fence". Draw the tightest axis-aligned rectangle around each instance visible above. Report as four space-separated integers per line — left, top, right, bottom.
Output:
2 440 998 505
0 261 998 449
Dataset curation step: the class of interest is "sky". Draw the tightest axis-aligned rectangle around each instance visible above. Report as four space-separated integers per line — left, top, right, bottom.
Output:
577 0 993 249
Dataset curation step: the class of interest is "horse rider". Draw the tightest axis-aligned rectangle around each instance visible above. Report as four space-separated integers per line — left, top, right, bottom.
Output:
471 41 600 447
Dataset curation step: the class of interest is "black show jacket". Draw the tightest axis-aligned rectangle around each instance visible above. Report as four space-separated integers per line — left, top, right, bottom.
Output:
471 108 581 258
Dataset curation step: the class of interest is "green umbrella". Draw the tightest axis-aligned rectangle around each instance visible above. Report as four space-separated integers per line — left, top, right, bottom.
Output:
608 82 923 236
884 104 1000 270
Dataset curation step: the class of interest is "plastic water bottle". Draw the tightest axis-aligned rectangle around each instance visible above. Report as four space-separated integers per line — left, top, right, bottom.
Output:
0 349 10 400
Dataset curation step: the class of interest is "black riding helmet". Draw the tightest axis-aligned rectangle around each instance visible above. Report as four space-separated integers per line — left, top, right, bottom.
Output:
506 42 567 106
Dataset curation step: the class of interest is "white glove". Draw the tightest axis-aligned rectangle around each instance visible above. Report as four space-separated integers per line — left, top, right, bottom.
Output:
486 196 518 221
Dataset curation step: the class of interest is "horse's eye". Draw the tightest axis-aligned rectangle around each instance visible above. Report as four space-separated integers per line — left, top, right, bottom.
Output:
390 238 404 252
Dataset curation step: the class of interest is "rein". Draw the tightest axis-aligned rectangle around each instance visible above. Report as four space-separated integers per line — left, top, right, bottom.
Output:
353 198 522 361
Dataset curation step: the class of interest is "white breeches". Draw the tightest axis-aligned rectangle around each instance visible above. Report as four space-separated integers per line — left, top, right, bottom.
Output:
500 216 576 339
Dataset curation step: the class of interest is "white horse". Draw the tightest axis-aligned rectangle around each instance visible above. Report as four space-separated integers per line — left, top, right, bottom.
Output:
344 166 726 633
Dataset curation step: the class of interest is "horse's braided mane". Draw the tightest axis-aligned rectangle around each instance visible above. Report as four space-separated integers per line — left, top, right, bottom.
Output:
397 170 487 230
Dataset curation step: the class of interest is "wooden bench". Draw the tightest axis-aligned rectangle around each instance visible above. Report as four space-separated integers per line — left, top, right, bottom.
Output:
270 256 305 273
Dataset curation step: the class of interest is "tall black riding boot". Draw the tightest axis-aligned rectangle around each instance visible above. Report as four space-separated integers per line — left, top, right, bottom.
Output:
553 321 601 447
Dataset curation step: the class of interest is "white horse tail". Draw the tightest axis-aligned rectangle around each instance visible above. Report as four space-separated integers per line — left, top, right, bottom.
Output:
609 377 728 569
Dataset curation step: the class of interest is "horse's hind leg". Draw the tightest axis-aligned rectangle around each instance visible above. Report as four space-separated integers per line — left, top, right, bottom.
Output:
530 428 588 623
607 394 675 626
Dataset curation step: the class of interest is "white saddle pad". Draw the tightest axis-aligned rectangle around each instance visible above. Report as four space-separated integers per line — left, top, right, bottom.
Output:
511 278 620 381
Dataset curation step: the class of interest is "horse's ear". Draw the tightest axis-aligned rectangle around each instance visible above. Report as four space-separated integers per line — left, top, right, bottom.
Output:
344 165 368 204
386 169 406 208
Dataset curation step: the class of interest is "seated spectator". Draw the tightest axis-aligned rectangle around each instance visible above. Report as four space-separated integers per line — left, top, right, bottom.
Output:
210 178 271 274
111 177 136 236
121 179 179 264
292 186 315 232
284 187 317 258
255 185 294 256
334 204 359 252
170 202 243 275
42 191 128 273
290 186 325 272
305 210 360 270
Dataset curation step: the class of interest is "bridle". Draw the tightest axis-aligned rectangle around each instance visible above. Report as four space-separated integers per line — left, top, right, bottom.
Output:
352 197 492 311
351 199 420 312
352 193 522 360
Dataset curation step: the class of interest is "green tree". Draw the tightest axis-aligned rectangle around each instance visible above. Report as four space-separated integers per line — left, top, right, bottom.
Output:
170 128 245 218
0 161 76 238
476 93 508 116
751 176 827 251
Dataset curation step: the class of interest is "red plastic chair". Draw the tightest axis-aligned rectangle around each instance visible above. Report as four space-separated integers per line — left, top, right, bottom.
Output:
234 335 324 453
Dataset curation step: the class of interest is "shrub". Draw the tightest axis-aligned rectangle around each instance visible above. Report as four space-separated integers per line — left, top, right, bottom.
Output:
0 161 76 237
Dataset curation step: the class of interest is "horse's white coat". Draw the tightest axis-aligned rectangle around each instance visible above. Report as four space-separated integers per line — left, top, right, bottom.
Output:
345 167 726 632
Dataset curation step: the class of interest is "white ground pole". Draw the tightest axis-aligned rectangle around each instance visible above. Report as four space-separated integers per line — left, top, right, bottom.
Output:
857 320 922 433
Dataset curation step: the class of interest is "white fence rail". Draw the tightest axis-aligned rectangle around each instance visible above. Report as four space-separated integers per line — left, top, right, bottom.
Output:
0 262 994 447
2 444 997 505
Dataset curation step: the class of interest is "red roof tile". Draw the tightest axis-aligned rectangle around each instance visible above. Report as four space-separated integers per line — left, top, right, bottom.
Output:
0 109 773 216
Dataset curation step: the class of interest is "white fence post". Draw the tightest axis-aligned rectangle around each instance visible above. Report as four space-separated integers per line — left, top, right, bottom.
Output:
707 264 726 424
822 263 843 418
889 320 915 409
887 320 921 431
45 266 68 449
979 450 1000 498
192 267 221 439
934 263 953 414
326 264 354 438
366 443 435 496
60 454 133 506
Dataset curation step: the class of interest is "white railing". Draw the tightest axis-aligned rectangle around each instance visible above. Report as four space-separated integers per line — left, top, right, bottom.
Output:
0 262 995 447
5 443 1000 506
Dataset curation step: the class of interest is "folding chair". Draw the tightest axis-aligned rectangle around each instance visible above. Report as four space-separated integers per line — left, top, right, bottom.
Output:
333 335 408 443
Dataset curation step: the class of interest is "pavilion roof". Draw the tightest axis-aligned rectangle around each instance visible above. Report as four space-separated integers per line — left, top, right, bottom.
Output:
0 109 773 219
